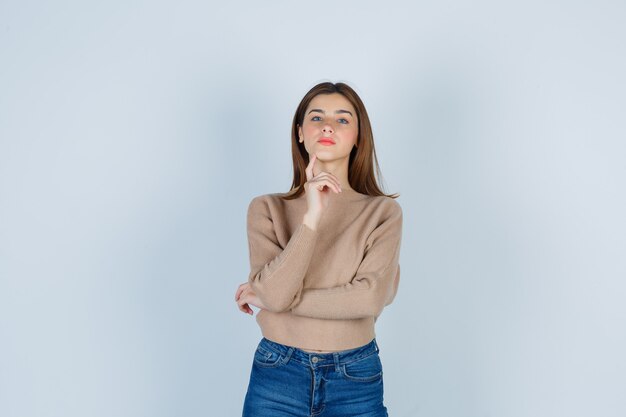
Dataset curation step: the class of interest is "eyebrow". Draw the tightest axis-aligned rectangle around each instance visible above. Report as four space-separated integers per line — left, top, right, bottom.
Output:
307 108 354 117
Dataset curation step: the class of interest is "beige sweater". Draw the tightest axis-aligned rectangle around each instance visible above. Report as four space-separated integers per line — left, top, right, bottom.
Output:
246 187 403 351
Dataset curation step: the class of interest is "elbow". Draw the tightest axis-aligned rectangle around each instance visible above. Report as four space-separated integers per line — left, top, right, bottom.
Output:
357 302 385 320
353 276 391 319
358 290 387 319
248 275 296 313
367 280 398 318
260 295 294 313
376 265 400 312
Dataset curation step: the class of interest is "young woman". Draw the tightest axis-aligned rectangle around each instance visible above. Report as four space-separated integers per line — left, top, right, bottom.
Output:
235 81 403 416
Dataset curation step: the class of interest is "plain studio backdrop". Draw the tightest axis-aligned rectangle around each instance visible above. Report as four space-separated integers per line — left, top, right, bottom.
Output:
1 1 624 416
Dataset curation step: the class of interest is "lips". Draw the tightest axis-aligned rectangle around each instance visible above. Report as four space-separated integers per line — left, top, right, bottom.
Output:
318 137 336 145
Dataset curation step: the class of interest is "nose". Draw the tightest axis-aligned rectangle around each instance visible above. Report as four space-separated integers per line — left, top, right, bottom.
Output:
322 123 334 135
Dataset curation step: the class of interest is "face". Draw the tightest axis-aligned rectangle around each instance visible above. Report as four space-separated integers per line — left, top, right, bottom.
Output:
298 93 358 160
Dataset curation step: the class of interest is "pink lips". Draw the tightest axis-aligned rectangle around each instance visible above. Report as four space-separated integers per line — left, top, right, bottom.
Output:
318 137 335 145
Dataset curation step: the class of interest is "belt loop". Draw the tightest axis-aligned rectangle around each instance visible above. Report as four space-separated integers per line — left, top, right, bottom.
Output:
283 347 294 364
373 338 379 353
333 352 340 372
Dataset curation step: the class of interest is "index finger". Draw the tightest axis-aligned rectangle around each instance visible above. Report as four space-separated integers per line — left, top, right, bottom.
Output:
305 154 317 181
235 282 248 300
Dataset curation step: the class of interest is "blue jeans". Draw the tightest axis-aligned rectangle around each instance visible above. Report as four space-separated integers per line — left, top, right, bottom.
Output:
242 337 389 417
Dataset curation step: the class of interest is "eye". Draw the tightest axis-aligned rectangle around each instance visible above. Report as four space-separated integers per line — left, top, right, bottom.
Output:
311 116 322 121
338 118 349 124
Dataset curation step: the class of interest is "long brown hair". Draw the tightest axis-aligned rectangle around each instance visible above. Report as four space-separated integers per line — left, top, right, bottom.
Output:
281 81 399 200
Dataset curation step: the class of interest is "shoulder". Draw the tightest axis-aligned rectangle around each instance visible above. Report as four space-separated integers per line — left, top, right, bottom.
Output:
247 193 272 213
368 195 402 217
247 192 290 215
369 197 402 232
381 195 402 211
360 196 402 242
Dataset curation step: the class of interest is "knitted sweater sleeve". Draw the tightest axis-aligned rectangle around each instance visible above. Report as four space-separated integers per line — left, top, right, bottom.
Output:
289 199 403 320
246 196 319 313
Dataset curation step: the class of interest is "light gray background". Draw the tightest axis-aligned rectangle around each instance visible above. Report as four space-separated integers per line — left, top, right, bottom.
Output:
1 1 624 416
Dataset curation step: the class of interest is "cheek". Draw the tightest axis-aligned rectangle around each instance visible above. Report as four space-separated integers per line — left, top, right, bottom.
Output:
344 126 358 144
303 124 317 137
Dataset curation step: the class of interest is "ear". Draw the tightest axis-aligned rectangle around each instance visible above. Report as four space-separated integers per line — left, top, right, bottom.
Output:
297 125 303 142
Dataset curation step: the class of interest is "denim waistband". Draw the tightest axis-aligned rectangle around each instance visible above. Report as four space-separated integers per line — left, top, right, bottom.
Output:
258 337 380 368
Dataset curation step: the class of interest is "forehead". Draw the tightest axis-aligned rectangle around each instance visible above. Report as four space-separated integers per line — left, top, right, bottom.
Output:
307 93 356 115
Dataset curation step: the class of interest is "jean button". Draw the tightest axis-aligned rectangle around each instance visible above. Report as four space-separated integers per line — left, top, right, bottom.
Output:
312 356 319 363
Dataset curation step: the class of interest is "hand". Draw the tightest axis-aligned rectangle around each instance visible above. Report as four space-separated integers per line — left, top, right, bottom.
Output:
235 282 267 315
303 154 342 218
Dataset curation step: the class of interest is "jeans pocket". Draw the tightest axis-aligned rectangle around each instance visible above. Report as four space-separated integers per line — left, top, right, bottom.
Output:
253 344 284 368
341 352 383 382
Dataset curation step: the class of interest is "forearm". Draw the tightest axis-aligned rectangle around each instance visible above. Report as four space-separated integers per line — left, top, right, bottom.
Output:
248 221 319 312
289 264 400 320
